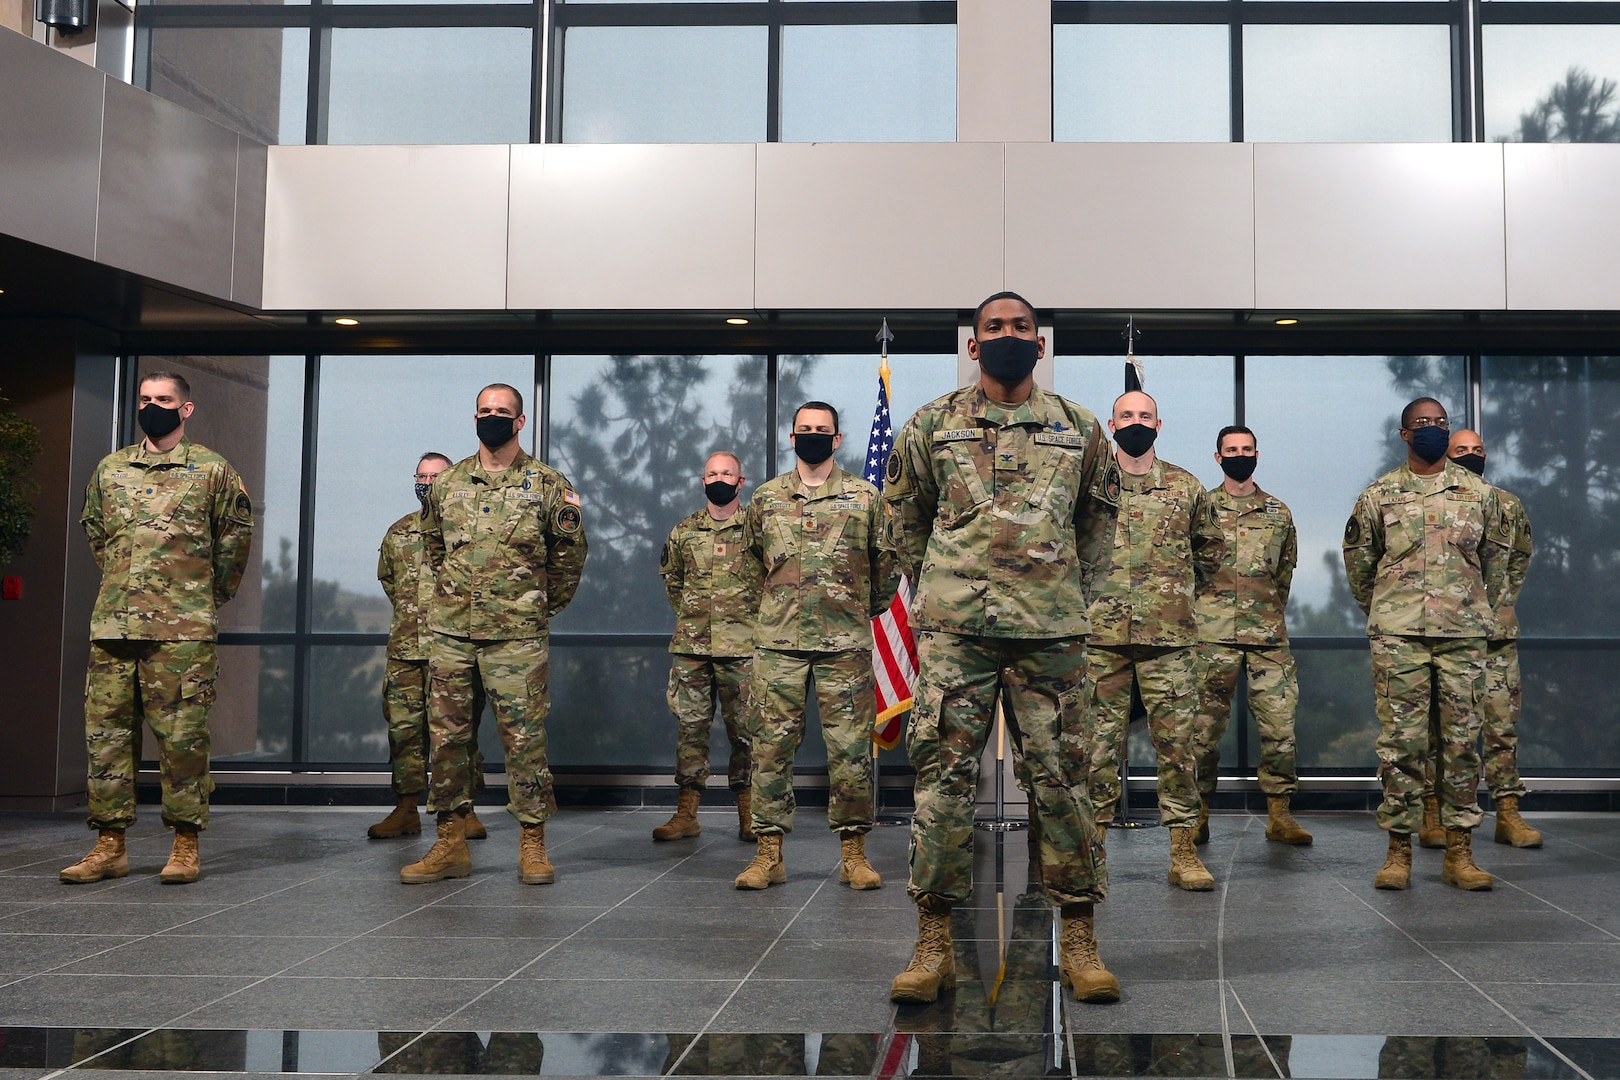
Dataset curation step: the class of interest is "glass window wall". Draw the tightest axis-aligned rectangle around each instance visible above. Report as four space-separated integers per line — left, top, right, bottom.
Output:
1053 24 1230 142
779 23 956 142
1482 26 1620 142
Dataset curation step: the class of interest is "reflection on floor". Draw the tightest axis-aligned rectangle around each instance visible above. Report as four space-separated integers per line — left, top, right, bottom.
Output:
1 807 1616 1078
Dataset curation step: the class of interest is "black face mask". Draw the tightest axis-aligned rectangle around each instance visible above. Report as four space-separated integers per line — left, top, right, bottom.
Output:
138 403 183 440
1452 453 1485 476
414 482 433 505
1113 423 1158 458
477 415 516 449
705 480 740 505
1409 425 1450 464
793 432 836 465
1219 455 1258 482
975 335 1040 383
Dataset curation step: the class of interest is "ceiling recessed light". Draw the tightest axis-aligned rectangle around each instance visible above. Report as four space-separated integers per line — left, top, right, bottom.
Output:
334 317 359 326
1275 318 1299 326
725 317 749 326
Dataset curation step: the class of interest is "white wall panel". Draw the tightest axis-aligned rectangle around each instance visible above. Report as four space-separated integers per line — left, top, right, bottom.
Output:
1005 143 1254 310
957 0 1049 142
755 142 1003 310
507 144 755 311
262 145 510 311
1254 143 1507 311
1504 144 1620 311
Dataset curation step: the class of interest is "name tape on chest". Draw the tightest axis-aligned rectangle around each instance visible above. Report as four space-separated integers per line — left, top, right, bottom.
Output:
1032 432 1085 448
932 428 983 443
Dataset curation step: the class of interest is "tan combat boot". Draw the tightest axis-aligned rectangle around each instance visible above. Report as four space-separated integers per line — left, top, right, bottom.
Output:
1167 826 1215 891
1441 829 1493 891
890 897 955 1003
735 788 755 841
1374 832 1413 890
464 809 488 840
653 788 703 841
1059 903 1121 1003
1195 799 1210 845
60 829 129 884
1418 795 1445 848
160 826 201 884
734 833 785 889
1493 795 1542 848
401 813 472 883
368 795 423 839
1265 796 1313 845
519 823 555 884
838 831 882 890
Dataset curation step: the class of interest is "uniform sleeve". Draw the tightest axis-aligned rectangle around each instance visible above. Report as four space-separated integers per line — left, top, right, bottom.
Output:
80 468 108 571
1189 485 1226 593
1342 493 1381 615
422 483 446 574
546 482 588 617
659 523 684 614
211 466 255 608
1073 424 1120 607
378 531 399 605
881 417 936 581
1502 498 1533 611
1478 488 1511 613
868 493 900 618
1276 514 1298 609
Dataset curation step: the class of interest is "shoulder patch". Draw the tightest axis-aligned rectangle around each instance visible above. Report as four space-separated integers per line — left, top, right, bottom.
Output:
564 489 581 506
885 449 903 485
1344 516 1364 547
1100 461 1123 506
1033 432 1085 448
660 540 673 572
554 503 583 537
234 492 253 518
932 428 984 443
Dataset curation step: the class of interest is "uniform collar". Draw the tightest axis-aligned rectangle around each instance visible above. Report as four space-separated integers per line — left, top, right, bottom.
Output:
470 448 535 485
795 465 847 501
970 384 1068 430
133 436 192 467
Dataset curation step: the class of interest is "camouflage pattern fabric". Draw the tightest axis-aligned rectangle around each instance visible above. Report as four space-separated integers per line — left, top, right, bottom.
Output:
428 634 555 824
667 654 752 792
382 657 484 798
907 631 1105 906
882 384 1120 638
1087 644 1202 828
1378 1036 1527 1080
1371 633 1486 833
84 639 217 831
660 508 761 658
81 437 254 641
1342 461 1509 640
1195 485 1296 647
1422 638 1526 802
744 465 895 652
1087 460 1225 648
378 509 437 661
748 647 875 835
1490 486 1533 640
1194 644 1300 798
423 449 587 641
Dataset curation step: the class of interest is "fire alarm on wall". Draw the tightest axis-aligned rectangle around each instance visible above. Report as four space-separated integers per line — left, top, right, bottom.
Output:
2 577 22 600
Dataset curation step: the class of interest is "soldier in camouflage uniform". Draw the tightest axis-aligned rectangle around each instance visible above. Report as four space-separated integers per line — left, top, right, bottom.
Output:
1192 425 1312 846
1087 390 1226 891
653 450 761 843
62 372 254 886
1431 429 1540 848
401 383 587 885
369 452 486 841
1344 398 1509 891
733 401 895 892
885 292 1122 1006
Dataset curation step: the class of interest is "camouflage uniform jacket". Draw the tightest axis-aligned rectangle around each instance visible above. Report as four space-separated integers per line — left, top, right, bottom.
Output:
1342 461 1509 639
1087 458 1225 648
744 465 895 653
883 384 1120 639
81 437 254 641
378 508 436 661
660 507 761 658
423 449 587 641
1196 485 1297 647
1490 485 1533 641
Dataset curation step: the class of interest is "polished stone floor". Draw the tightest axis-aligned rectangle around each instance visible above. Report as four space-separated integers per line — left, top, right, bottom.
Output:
0 805 1616 1079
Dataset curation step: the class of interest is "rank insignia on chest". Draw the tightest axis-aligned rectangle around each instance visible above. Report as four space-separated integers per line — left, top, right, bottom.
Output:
715 542 728 556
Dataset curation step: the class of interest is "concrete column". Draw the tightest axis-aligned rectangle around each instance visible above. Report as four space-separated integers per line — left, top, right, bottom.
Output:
957 0 1052 143
0 322 116 809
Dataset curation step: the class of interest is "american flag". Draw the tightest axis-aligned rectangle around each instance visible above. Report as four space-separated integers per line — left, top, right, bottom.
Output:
865 357 917 750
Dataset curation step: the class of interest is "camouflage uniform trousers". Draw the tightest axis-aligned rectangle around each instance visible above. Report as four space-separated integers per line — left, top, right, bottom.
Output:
748 647 875 835
383 658 486 798
667 654 753 792
1371 634 1486 834
84 638 217 831
428 633 555 824
1192 643 1301 799
1086 644 1202 829
908 631 1105 907
1422 640 1527 802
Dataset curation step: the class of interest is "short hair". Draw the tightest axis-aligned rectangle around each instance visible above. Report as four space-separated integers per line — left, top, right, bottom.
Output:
418 452 452 469
1216 425 1256 452
479 383 525 416
140 371 192 400
794 401 840 433
705 449 742 472
1400 397 1445 429
1111 390 1159 416
972 291 1039 336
